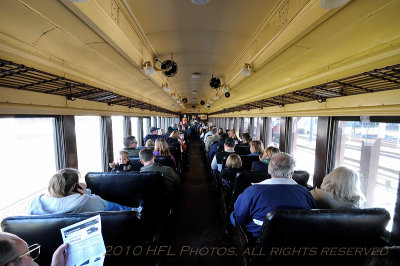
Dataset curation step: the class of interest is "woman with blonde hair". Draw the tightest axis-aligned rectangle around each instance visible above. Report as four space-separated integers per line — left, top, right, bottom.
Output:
29 168 134 214
311 166 365 209
249 140 264 156
229 129 239 143
170 130 186 152
220 154 244 191
153 138 177 168
145 139 154 147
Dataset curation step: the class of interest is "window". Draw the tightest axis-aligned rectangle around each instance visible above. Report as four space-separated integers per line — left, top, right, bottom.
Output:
131 117 139 143
265 117 280 147
75 116 102 176
290 117 318 185
243 118 250 133
143 117 150 139
334 120 400 231
0 117 56 221
252 118 258 139
111 116 124 161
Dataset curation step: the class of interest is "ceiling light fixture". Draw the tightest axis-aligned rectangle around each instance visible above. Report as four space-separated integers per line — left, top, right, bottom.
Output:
320 0 351 9
192 72 201 79
222 85 229 93
171 94 177 100
241 63 252 77
191 0 209 6
142 54 178 77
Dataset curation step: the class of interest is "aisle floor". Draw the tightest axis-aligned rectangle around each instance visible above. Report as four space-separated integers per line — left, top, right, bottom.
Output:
164 136 235 266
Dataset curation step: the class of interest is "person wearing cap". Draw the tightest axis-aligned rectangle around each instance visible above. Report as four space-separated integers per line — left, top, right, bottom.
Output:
0 231 68 266
211 137 237 172
144 127 160 143
122 135 140 157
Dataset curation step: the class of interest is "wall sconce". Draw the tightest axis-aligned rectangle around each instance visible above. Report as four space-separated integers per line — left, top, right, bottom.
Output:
241 63 253 77
162 83 170 92
143 61 155 75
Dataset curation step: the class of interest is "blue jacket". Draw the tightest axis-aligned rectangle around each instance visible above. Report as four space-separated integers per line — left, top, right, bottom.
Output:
251 161 269 172
234 178 317 238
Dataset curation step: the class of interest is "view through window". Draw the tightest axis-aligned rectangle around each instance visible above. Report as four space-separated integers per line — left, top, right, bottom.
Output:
0 117 56 223
111 116 124 161
75 116 102 176
334 120 400 231
290 117 318 185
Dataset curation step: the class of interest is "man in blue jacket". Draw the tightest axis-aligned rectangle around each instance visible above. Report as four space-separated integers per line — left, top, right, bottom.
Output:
234 152 317 238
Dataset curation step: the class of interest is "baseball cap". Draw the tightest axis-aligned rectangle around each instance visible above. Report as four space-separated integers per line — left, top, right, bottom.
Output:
149 127 160 133
225 137 235 147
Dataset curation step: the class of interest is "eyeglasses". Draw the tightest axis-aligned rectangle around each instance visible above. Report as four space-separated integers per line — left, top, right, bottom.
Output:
15 244 41 262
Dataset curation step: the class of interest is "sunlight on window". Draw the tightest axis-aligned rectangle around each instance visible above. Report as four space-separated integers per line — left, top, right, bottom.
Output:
334 121 400 231
75 116 102 176
131 117 139 145
265 117 280 148
143 118 150 141
112 116 124 161
0 118 56 221
290 117 318 185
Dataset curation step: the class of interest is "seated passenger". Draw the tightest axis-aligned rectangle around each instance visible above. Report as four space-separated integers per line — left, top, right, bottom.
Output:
205 127 220 152
109 151 133 172
0 232 68 266
208 133 228 160
239 132 252 146
234 153 317 238
139 148 180 194
249 140 264 156
220 154 244 191
211 137 236 172
122 135 139 156
29 168 134 215
228 129 239 144
153 138 177 168
251 146 280 172
145 139 154 147
144 127 160 143
310 166 365 209
170 130 186 152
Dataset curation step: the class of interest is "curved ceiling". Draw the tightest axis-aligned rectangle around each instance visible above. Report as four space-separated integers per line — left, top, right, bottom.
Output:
0 0 399 115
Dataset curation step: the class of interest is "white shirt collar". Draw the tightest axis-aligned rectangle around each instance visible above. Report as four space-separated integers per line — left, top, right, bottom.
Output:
252 177 297 185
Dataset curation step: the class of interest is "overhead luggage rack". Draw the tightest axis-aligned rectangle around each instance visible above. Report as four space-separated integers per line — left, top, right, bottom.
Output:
0 59 179 115
210 64 400 115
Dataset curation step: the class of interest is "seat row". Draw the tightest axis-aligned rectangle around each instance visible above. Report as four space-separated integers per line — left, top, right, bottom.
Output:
197 135 392 266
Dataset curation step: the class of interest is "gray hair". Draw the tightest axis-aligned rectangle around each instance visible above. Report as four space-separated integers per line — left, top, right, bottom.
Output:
123 136 136 148
321 166 366 205
268 153 296 178
0 232 21 266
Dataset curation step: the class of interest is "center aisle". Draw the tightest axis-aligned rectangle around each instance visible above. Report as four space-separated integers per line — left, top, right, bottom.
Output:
164 136 235 266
